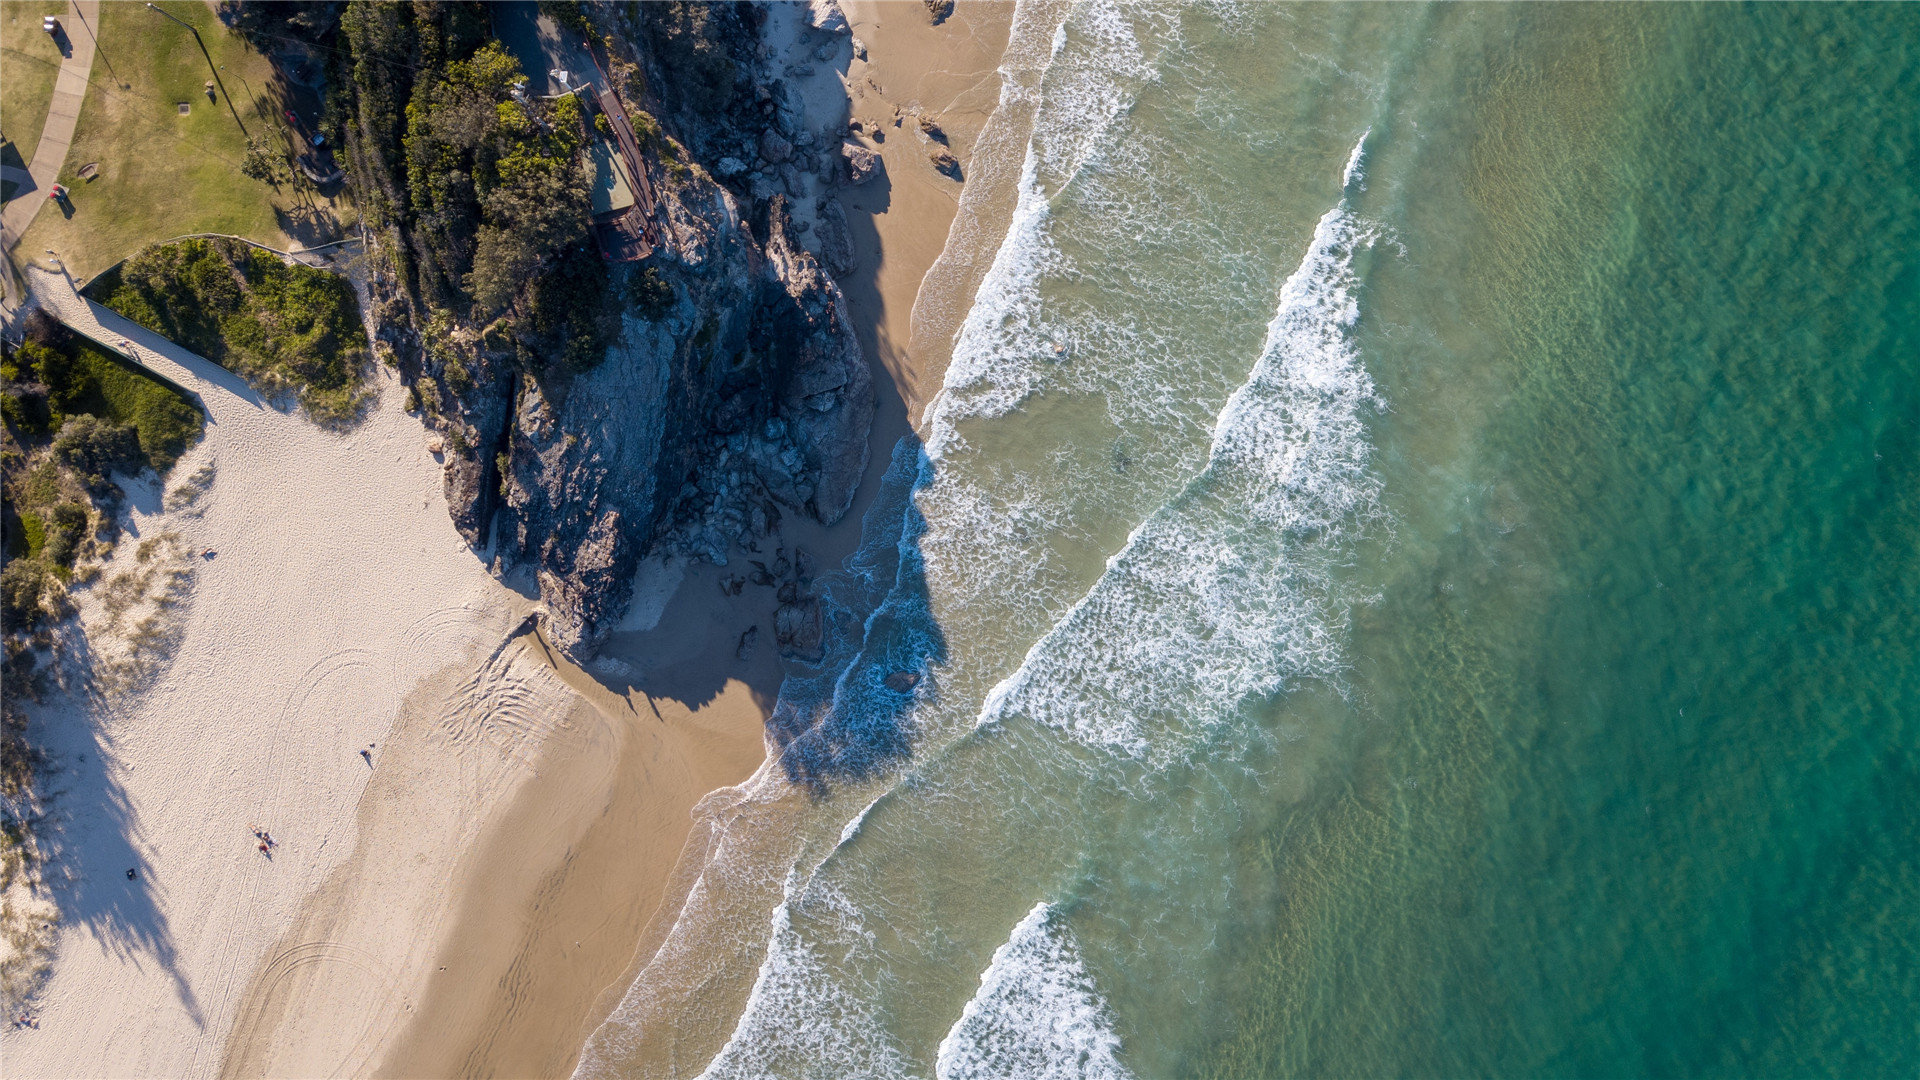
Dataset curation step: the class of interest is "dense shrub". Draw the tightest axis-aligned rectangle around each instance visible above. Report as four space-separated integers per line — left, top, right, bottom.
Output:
51 415 140 492
641 3 738 117
95 238 369 422
1 338 202 472
0 559 61 631
331 2 617 372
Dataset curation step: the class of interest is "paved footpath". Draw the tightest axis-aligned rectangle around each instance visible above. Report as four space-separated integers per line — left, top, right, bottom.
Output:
25 263 260 413
3 0 101 307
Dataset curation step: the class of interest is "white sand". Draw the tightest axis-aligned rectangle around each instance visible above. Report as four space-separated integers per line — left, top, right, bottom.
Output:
1 268 575 1077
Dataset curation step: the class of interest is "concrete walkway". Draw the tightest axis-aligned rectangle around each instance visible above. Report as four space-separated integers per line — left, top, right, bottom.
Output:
3 0 101 308
25 264 261 412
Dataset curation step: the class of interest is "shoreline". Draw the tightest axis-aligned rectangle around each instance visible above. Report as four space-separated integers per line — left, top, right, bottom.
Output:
2 6 1022 1077
354 4 1023 1076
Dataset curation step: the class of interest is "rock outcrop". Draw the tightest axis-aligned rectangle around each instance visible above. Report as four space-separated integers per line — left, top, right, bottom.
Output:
362 1 877 662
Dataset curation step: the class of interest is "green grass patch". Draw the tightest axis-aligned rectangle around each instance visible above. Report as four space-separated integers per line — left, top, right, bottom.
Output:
16 0 354 280
15 510 44 560
0 1 67 169
93 236 368 422
4 337 203 472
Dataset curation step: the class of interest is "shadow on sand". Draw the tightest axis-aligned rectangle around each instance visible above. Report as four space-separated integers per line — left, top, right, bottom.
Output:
27 632 203 1027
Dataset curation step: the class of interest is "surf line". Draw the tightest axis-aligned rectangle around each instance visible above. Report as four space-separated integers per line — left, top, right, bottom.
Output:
973 130 1386 762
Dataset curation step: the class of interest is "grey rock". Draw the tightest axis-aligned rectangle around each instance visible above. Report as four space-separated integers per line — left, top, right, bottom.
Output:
376 18 877 665
774 598 825 661
816 197 857 276
760 129 793 164
807 0 848 33
841 142 880 185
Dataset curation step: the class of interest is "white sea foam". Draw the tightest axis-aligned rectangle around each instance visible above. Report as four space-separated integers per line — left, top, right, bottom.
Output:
976 133 1384 759
696 874 911 1080
935 902 1132 1080
1342 127 1371 191
928 0 1179 457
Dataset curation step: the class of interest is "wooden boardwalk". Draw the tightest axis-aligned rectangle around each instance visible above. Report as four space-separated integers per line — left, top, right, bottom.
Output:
585 45 660 262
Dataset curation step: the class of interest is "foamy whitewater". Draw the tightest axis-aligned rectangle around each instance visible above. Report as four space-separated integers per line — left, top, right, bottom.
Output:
977 140 1382 759
679 142 1382 1079
935 903 1130 1080
569 3 1920 1076
576 4 1394 1076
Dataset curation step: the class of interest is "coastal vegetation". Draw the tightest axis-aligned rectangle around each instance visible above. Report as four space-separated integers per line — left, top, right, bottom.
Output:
92 237 369 422
2 316 207 985
331 2 616 372
2 313 204 599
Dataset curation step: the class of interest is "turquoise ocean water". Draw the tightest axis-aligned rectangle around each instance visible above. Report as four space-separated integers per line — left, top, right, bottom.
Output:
578 3 1919 1076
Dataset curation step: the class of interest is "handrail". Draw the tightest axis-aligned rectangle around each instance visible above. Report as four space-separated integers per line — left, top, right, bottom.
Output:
76 232 363 291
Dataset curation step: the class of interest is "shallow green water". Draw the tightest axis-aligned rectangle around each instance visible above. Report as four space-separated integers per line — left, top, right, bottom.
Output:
1196 5 1919 1076
580 4 1918 1077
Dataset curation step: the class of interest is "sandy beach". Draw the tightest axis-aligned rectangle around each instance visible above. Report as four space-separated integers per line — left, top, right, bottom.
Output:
352 5 1021 1076
1 5 1017 1077
3 267 555 1078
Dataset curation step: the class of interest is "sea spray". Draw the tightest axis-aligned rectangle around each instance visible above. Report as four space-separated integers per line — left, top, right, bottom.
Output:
977 133 1385 759
936 902 1132 1080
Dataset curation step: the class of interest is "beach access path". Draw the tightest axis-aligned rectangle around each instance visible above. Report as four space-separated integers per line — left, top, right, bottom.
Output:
2 267 573 1078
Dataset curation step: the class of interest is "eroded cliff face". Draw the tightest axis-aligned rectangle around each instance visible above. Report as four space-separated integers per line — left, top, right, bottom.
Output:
355 1 876 661
387 181 870 659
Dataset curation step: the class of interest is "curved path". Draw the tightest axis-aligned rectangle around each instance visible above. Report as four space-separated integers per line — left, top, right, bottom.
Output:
2 0 100 308
26 264 260 411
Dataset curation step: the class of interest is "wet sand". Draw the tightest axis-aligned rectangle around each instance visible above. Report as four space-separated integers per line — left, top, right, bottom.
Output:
316 6 1022 1078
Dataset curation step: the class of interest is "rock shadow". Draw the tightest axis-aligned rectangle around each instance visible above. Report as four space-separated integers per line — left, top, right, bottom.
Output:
765 436 947 793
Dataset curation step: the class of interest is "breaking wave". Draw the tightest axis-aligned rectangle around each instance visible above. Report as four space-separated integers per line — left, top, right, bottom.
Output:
976 132 1385 759
935 902 1132 1080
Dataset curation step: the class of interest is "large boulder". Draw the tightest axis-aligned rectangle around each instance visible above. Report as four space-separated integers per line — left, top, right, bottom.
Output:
807 0 848 34
816 197 857 276
841 142 880 185
760 129 794 164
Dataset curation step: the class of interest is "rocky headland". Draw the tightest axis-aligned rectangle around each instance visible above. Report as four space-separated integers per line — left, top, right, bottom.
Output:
344 1 885 660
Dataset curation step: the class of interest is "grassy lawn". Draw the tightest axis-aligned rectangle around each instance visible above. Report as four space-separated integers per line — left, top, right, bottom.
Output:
17 0 353 281
0 1 64 153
